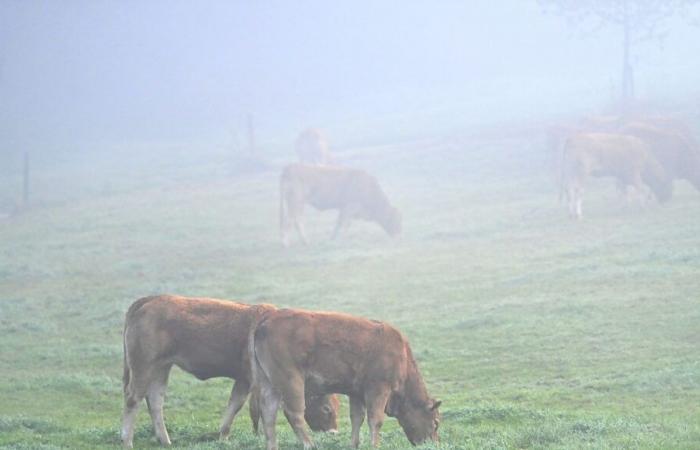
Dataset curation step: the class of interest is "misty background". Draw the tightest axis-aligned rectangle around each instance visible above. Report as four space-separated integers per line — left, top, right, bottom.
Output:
2 0 699 163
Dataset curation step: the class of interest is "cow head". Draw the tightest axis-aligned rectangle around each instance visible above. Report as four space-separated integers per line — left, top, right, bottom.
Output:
304 394 340 433
642 159 673 204
388 395 441 445
381 206 402 237
684 149 700 192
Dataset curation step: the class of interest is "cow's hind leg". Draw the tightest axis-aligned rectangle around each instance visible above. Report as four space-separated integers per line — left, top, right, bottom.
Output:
279 374 314 449
294 218 309 245
349 395 366 448
332 204 359 240
259 381 282 450
248 385 261 435
121 365 153 448
567 184 582 219
219 379 251 439
146 364 172 446
364 386 392 448
286 192 309 245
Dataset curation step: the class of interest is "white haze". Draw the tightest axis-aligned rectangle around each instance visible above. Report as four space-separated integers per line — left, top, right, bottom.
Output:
1 1 699 156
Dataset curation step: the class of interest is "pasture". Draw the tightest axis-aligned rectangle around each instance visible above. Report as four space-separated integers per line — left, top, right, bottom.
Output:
1 130 699 449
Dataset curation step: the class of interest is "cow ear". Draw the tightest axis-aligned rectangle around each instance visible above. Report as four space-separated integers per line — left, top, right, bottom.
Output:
385 395 400 416
429 399 442 411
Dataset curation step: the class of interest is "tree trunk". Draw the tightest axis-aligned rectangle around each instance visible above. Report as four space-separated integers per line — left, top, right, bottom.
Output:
23 151 29 208
621 0 634 113
247 113 257 157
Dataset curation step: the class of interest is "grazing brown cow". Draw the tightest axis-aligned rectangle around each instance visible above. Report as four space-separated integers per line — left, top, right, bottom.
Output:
560 132 672 219
621 122 700 191
121 295 338 448
296 128 332 165
279 164 401 246
251 308 441 450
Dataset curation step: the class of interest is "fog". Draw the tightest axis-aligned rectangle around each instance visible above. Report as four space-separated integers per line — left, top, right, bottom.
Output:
3 1 699 157
3 4 700 448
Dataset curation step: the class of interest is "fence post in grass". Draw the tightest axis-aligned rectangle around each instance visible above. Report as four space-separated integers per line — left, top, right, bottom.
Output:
247 113 257 158
22 151 29 208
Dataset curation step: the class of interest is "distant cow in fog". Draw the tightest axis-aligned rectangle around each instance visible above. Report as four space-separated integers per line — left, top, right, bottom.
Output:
251 308 441 449
621 122 700 191
279 164 401 246
560 133 672 219
296 128 332 165
121 295 339 448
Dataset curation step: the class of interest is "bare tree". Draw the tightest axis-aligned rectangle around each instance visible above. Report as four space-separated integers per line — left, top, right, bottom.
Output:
539 0 700 110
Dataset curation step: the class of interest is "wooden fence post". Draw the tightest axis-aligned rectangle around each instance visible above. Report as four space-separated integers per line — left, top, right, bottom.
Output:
247 113 257 157
23 151 29 207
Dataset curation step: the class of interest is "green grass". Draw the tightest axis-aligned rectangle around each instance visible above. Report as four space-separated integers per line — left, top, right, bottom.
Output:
1 135 699 449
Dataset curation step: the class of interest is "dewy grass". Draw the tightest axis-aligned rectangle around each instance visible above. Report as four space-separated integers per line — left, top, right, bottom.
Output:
0 137 699 449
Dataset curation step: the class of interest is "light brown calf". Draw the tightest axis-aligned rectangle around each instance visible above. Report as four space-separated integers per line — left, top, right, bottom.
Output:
121 295 338 448
251 308 441 450
279 164 401 246
560 132 672 219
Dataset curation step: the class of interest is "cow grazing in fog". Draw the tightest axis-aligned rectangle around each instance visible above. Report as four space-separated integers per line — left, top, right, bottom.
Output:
547 114 698 188
296 128 332 165
121 295 338 448
279 164 401 246
621 122 700 191
560 132 672 219
251 308 441 450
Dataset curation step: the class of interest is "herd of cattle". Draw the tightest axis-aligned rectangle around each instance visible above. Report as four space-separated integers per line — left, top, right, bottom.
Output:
121 295 440 449
550 114 700 218
282 116 700 247
121 117 698 448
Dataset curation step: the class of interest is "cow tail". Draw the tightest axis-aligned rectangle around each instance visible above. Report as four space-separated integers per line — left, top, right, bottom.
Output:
122 321 132 397
122 296 154 398
248 312 264 394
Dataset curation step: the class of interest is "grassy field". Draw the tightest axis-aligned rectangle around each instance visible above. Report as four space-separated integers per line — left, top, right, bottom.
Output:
1 131 699 449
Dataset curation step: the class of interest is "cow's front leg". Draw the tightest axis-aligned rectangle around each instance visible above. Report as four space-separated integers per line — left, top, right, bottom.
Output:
219 379 250 439
332 204 359 239
364 387 392 447
146 366 172 446
349 395 366 448
294 218 309 245
281 376 314 449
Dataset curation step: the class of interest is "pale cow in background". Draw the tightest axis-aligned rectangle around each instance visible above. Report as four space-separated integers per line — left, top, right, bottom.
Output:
279 164 401 246
296 128 332 165
560 132 672 219
548 113 699 199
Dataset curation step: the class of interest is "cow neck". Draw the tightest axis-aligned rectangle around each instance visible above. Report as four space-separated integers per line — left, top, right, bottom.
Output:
401 344 431 409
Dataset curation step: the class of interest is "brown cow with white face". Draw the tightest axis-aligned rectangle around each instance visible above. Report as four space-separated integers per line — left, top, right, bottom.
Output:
120 295 338 448
251 308 441 450
279 164 401 246
296 128 332 165
560 132 672 219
